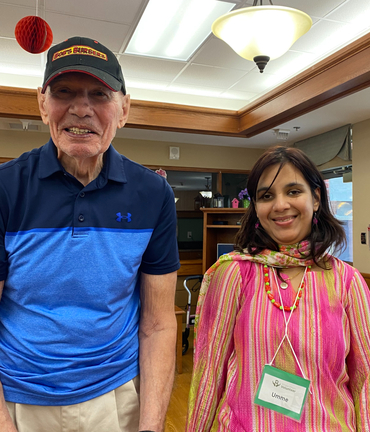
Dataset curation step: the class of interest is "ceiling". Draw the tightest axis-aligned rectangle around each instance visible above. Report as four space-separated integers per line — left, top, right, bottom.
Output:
0 0 370 148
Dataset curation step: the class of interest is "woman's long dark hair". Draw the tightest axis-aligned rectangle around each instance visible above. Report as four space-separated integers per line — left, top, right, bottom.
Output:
234 146 346 265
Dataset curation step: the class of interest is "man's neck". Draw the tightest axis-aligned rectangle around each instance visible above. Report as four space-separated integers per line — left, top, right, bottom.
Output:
58 152 104 187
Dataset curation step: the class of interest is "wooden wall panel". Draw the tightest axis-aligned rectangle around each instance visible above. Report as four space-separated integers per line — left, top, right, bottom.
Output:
0 157 13 164
361 272 370 290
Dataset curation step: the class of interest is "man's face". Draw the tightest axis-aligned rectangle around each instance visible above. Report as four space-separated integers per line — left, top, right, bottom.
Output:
37 73 130 161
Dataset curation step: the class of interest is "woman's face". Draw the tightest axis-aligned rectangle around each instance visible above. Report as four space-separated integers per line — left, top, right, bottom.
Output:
255 163 320 245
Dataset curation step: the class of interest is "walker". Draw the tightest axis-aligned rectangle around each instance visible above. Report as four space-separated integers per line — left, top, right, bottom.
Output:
182 275 203 355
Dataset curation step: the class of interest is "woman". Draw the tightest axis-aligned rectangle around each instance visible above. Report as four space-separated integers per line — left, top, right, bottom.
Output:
186 146 370 431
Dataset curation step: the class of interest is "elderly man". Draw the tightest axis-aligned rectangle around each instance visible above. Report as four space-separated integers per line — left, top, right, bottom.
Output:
0 37 179 432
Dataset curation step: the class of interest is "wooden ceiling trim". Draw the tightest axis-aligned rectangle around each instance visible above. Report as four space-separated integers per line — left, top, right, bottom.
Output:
127 101 240 135
0 87 41 121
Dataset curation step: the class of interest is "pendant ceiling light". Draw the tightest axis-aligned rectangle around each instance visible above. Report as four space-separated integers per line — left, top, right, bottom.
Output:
212 0 312 73
199 177 212 198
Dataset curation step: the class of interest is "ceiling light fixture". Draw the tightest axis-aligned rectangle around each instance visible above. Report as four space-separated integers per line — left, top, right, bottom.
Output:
199 177 212 198
212 0 312 73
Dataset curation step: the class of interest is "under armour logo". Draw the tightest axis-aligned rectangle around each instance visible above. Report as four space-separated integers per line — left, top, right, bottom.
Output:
116 212 131 222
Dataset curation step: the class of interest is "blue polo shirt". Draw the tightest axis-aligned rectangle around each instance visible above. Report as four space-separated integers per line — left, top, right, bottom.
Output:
0 139 179 405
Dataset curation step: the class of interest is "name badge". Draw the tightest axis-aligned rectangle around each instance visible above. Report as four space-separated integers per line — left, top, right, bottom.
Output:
254 365 310 421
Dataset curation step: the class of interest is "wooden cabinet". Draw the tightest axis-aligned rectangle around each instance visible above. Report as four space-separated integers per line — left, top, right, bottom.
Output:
201 208 246 273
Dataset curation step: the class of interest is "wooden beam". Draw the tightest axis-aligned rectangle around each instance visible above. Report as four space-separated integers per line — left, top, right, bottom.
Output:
0 87 41 121
127 100 240 136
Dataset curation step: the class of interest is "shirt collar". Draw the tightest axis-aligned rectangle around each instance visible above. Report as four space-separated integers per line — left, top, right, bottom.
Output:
105 144 127 183
38 138 127 184
38 139 63 178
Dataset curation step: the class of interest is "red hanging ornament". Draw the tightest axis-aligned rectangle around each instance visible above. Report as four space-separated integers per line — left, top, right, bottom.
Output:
15 16 53 54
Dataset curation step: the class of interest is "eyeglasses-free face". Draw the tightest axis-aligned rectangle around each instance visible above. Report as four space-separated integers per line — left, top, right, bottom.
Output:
255 162 320 245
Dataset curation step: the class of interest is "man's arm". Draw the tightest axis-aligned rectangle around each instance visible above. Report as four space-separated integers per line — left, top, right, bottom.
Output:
0 281 17 432
138 271 177 432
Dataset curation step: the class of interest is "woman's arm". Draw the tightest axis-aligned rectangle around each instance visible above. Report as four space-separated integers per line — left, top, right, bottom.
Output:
186 261 242 432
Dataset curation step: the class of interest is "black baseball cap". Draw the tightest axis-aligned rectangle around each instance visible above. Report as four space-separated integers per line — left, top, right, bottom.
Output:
41 36 126 94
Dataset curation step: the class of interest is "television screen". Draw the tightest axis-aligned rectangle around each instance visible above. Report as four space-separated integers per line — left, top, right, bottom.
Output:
217 243 235 259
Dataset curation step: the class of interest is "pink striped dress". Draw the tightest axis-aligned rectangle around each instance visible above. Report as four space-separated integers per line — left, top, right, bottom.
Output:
186 256 370 431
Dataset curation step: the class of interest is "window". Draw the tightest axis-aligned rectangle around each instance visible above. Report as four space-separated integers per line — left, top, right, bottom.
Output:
324 175 352 263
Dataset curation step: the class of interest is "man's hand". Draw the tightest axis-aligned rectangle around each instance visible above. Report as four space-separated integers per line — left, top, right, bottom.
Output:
0 388 18 432
138 271 177 432
0 281 18 432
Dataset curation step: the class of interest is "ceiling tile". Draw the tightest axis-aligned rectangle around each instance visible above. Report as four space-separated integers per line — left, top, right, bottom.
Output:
3 0 37 7
290 19 350 54
0 71 42 89
45 12 130 52
0 39 42 66
0 4 35 38
221 89 257 102
261 50 315 77
229 70 279 94
120 54 186 82
173 64 247 88
167 82 222 98
126 77 170 92
191 36 256 72
274 0 347 18
326 0 370 23
45 0 145 24
127 85 245 110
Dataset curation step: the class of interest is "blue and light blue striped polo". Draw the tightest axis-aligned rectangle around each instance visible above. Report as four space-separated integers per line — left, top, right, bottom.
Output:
0 139 179 405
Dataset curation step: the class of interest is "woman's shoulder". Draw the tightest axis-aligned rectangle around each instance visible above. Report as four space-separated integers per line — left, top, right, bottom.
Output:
210 253 263 287
212 252 261 272
206 253 259 284
327 255 364 285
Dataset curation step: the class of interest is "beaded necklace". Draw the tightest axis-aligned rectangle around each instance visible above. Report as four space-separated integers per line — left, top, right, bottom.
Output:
264 264 311 311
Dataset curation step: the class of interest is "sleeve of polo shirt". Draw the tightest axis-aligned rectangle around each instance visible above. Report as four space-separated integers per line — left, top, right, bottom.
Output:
140 181 180 275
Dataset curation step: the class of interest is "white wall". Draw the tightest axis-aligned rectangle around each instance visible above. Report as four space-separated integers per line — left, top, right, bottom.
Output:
0 129 264 170
352 119 370 272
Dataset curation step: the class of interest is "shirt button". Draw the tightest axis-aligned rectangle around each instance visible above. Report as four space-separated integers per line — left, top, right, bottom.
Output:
78 214 84 222
79 192 85 198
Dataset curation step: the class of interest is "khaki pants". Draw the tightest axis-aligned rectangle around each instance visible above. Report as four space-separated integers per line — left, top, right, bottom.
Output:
5 377 140 432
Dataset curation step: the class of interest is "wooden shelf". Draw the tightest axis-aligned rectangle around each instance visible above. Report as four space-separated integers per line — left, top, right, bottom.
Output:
177 210 203 218
200 208 246 213
178 259 202 276
201 208 245 273
207 224 241 228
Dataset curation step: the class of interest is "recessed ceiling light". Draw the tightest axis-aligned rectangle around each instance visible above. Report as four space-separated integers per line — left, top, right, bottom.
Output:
125 0 235 61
